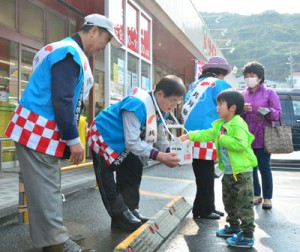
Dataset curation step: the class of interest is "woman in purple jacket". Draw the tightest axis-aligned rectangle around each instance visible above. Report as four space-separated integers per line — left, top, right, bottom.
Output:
241 61 282 210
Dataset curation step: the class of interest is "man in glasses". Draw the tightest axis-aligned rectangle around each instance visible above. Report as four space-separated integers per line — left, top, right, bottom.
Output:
88 75 185 231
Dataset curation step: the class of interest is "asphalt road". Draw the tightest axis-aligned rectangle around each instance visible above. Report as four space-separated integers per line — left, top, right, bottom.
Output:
0 162 300 252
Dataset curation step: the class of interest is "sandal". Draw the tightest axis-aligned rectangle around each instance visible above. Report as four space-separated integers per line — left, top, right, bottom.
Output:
253 196 262 205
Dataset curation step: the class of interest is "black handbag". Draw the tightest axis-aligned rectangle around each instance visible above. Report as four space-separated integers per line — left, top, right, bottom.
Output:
264 117 294 154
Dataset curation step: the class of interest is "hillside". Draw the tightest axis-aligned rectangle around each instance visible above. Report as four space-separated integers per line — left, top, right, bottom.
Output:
201 11 300 83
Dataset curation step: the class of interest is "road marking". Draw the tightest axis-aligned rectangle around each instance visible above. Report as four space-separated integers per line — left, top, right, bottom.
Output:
140 190 193 200
143 175 195 183
141 175 194 201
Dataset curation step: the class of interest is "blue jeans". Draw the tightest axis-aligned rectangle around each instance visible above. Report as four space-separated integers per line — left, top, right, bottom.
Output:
253 148 272 199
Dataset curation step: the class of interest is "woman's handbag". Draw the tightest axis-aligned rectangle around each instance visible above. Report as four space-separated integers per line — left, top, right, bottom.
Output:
264 117 294 154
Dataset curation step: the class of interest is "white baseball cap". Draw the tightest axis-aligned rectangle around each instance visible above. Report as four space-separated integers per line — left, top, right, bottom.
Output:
83 14 122 47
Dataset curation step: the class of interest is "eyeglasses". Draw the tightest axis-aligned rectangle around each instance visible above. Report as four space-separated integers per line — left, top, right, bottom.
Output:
167 97 182 105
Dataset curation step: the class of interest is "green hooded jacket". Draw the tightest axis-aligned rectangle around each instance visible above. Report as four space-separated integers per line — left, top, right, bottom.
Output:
188 115 258 180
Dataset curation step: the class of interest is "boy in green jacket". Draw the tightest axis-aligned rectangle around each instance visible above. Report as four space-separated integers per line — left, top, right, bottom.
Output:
180 89 257 248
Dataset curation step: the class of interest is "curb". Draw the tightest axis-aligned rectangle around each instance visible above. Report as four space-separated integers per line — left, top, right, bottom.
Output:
114 196 192 252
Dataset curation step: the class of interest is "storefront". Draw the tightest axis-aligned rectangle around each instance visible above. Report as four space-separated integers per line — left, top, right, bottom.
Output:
0 0 230 167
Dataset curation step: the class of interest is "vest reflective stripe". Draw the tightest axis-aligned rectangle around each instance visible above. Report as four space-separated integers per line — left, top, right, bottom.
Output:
182 77 216 123
131 88 157 143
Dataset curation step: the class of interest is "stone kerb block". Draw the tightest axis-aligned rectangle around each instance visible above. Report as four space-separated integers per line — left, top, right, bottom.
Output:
113 223 164 252
165 196 192 221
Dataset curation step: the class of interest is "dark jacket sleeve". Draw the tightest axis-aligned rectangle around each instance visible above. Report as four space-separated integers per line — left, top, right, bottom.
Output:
51 53 80 140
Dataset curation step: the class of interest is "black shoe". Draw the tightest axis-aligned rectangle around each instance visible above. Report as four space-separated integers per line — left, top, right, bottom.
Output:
131 209 149 223
200 212 220 220
213 209 224 217
42 238 95 252
193 214 201 219
111 209 142 231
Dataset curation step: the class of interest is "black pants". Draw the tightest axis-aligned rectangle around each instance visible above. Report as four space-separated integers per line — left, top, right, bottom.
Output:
192 159 216 216
92 150 143 217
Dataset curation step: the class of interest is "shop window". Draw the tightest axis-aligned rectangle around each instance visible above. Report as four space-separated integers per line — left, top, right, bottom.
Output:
20 0 44 40
0 39 18 163
94 69 105 116
127 53 139 95
0 38 18 106
110 47 125 104
0 0 16 29
47 12 66 43
93 50 105 116
68 20 76 36
141 61 150 91
21 49 35 97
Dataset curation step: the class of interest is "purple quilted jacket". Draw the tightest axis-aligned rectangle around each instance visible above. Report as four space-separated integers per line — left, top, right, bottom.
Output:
241 84 282 149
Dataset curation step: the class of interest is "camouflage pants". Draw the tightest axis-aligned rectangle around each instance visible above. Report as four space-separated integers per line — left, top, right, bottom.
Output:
222 172 255 238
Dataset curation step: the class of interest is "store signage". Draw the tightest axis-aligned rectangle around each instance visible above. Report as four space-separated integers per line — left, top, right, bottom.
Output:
111 0 124 45
141 15 150 60
127 3 138 53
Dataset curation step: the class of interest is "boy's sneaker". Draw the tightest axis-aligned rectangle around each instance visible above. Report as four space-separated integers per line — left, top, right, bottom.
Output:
216 225 241 237
226 231 254 248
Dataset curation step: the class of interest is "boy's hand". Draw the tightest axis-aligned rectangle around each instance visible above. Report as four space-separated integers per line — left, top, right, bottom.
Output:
180 134 188 142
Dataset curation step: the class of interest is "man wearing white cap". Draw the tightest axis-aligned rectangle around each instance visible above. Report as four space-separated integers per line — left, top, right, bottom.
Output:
5 14 121 252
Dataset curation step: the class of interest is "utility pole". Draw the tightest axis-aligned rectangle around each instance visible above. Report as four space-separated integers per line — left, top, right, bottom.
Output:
288 47 294 88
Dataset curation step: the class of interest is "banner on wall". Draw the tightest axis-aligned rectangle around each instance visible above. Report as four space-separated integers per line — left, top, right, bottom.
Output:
127 3 138 53
141 15 150 60
203 28 217 58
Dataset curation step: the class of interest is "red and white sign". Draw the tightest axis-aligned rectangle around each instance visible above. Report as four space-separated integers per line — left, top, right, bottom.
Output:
195 61 205 80
126 3 138 53
109 0 124 45
141 14 150 60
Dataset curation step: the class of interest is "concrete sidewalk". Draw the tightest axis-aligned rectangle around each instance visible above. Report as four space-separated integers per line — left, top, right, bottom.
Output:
0 159 159 222
0 151 298 222
0 162 96 222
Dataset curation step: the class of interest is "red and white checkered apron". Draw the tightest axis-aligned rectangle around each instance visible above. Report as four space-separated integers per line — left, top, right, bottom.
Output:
87 121 119 165
193 141 217 160
5 105 66 157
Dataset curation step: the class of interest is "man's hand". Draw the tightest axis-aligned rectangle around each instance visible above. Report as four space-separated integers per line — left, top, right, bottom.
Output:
69 142 84 165
156 152 180 168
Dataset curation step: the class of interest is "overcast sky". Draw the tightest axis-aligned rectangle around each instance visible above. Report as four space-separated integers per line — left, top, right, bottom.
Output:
192 0 299 15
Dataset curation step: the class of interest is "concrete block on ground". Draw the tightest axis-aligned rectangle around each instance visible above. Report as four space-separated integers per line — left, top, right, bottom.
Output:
148 208 180 239
114 196 191 251
113 223 164 252
164 196 192 221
